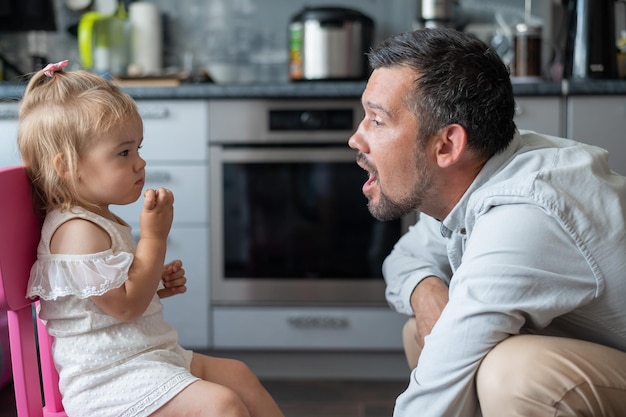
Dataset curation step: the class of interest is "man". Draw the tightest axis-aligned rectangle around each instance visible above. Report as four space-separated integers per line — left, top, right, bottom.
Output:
349 28 626 417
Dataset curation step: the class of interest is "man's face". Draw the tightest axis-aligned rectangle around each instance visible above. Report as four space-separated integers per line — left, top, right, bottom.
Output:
348 66 433 221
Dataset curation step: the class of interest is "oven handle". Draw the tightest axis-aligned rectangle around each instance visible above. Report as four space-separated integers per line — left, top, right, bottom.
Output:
210 146 357 163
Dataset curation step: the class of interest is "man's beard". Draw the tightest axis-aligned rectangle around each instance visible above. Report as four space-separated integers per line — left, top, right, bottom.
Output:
367 147 432 221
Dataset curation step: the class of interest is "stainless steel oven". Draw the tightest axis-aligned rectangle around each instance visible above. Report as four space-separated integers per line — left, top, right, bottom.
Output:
208 99 415 306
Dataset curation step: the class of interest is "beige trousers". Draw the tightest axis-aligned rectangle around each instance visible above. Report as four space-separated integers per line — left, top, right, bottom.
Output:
402 318 626 417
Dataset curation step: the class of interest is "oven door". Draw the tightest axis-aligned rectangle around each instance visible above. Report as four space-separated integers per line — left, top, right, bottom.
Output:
210 144 412 306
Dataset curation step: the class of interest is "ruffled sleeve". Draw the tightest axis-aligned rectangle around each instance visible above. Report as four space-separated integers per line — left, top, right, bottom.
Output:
27 250 134 300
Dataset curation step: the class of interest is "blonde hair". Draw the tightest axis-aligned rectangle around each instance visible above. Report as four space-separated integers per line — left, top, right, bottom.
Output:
17 68 141 214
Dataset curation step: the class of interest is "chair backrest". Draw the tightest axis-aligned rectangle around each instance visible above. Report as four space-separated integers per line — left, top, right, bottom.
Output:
0 166 66 417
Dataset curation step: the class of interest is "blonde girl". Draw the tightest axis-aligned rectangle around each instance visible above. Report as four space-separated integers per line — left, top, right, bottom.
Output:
18 61 284 417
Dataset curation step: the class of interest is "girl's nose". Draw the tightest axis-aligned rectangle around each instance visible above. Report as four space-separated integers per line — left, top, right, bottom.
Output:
136 156 147 170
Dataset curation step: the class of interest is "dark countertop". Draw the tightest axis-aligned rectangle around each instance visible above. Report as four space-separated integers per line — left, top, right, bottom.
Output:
1 79 625 101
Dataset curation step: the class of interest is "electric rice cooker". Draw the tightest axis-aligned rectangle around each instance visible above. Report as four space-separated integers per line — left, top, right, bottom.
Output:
288 6 374 81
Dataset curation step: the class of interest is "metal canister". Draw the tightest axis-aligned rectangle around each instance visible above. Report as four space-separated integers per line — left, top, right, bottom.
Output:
512 23 542 79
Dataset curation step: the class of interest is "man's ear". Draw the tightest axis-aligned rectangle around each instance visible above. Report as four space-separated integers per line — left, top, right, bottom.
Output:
52 153 70 179
433 124 467 168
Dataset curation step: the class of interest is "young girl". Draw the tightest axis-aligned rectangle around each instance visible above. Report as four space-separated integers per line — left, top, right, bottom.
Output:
18 60 285 417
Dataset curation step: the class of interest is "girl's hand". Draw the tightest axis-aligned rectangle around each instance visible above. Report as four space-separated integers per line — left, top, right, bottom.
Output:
141 188 174 241
158 259 187 299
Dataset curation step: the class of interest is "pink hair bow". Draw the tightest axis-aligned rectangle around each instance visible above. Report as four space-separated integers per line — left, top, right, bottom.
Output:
42 60 69 77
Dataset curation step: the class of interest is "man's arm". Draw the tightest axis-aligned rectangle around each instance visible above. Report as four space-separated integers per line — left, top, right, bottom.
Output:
409 276 449 348
383 214 452 315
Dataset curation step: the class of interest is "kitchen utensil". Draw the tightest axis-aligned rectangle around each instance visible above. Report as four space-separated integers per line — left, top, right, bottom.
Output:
78 3 129 75
288 7 374 81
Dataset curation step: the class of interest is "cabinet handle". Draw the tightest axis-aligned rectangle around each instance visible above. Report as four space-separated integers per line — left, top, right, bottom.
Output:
146 170 172 183
286 315 350 329
140 107 170 119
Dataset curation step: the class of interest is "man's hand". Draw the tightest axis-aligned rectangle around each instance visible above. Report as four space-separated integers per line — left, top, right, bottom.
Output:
157 259 187 299
410 276 449 348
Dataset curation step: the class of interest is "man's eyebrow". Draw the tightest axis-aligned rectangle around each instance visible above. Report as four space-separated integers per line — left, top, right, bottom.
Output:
365 100 394 120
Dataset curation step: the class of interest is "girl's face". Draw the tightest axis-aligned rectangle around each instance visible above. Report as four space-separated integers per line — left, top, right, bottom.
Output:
75 117 145 217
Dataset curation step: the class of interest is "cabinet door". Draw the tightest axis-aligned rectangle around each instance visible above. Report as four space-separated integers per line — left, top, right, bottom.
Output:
152 226 210 349
0 103 21 167
514 97 563 137
111 165 208 224
138 100 208 161
567 96 626 175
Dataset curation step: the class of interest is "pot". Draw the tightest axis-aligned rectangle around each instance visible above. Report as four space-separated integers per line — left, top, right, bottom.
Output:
289 7 374 81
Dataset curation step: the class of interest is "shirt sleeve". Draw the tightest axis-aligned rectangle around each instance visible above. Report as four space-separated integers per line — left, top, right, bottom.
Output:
27 250 134 300
383 214 453 315
394 204 598 417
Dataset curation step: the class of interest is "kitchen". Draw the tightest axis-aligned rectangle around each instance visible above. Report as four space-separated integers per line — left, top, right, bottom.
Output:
2 0 626 415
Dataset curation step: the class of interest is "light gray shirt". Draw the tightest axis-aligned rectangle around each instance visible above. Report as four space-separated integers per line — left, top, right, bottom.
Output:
384 130 626 417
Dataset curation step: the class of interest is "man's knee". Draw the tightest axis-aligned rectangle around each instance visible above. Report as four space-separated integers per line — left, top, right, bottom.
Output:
477 335 626 417
402 318 421 369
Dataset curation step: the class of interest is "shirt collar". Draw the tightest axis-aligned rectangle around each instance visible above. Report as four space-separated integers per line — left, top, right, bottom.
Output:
439 131 523 237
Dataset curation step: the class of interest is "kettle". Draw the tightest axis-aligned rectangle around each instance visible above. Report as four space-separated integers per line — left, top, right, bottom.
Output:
78 4 129 75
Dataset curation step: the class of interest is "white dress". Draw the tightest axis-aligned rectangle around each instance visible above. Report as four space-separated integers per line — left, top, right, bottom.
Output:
27 207 199 417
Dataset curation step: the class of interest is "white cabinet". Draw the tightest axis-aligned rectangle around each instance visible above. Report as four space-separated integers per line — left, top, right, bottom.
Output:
113 100 211 349
514 96 564 137
0 102 21 167
566 96 626 175
213 306 406 351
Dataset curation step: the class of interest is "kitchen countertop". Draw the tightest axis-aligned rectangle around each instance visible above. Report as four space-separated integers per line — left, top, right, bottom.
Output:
1 79 626 101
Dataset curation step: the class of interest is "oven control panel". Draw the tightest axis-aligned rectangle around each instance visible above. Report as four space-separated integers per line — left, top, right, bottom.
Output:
269 109 353 131
208 99 364 144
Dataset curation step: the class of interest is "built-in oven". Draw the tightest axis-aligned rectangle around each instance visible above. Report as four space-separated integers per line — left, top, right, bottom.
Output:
209 99 414 306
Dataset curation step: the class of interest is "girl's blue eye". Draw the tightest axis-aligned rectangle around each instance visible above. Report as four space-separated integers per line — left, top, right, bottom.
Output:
120 150 129 157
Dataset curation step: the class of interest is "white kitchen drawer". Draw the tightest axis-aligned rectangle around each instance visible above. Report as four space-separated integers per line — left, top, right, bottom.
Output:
212 306 406 351
514 96 564 137
0 102 21 168
111 165 208 224
566 96 626 175
160 226 210 349
137 100 208 161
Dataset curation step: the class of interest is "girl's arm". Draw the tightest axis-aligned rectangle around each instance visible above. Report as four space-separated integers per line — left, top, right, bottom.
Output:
51 188 174 321
94 188 174 321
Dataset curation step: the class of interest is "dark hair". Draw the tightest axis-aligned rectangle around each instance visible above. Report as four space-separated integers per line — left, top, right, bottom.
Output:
368 28 516 159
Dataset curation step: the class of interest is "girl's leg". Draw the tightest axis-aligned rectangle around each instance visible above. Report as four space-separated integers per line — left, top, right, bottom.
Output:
189 353 285 417
151 379 252 417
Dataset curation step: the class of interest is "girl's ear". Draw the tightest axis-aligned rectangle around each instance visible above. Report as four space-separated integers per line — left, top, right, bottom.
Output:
53 153 70 179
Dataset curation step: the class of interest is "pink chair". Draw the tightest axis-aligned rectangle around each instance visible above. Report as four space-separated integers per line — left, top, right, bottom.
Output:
0 166 66 417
